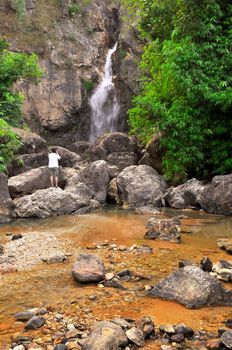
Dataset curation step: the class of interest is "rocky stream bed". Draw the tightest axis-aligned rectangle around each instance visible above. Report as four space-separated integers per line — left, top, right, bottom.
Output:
0 208 232 350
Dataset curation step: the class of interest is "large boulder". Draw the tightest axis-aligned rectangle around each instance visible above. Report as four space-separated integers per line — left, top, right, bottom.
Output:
0 173 15 223
65 160 110 203
72 254 105 283
117 165 168 208
7 152 48 176
67 141 91 160
13 128 47 154
14 187 90 218
149 266 232 308
164 178 205 209
89 132 141 177
145 217 181 243
82 321 128 350
8 166 78 198
52 146 81 168
199 174 232 215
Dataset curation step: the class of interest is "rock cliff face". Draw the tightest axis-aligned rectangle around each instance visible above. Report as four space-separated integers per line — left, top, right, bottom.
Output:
0 0 142 145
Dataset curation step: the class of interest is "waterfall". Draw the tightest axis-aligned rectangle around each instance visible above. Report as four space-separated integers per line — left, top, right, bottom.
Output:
89 42 120 143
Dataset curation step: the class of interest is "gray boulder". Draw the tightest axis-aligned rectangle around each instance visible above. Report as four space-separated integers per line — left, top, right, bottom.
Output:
145 217 181 243
72 254 105 283
65 160 110 203
117 165 168 208
199 174 232 215
164 178 204 209
8 166 78 198
89 132 141 176
0 173 15 223
14 187 90 218
54 146 81 168
13 128 47 154
7 152 48 176
149 266 232 308
82 321 128 350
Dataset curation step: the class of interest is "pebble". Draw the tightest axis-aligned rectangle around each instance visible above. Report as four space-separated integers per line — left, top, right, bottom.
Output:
12 234 23 240
13 346 25 350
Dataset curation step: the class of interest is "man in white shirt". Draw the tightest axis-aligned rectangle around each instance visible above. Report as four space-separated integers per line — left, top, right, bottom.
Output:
48 148 61 187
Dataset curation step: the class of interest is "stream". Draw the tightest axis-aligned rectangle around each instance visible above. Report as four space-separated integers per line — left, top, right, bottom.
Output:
0 207 232 347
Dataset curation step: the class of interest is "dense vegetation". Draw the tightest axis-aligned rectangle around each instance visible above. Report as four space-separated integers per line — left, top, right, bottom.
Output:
0 39 42 172
125 0 232 182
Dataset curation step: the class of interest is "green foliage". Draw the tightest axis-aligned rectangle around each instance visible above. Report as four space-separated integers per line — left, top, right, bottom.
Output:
83 79 94 92
0 38 42 127
0 119 21 172
68 3 80 18
0 38 42 172
124 0 232 182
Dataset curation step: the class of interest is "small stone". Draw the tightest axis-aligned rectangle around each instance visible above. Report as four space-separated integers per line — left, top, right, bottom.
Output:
0 244 4 254
225 319 232 328
89 294 97 301
13 346 25 350
66 329 81 339
206 338 221 350
54 345 66 350
221 330 232 349
160 346 172 350
126 327 145 346
200 257 213 272
105 272 114 280
25 316 46 330
171 334 184 343
128 244 137 252
14 311 34 321
160 324 175 334
12 234 23 240
118 245 127 251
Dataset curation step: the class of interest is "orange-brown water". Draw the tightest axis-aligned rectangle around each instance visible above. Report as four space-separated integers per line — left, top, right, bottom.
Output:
0 207 232 346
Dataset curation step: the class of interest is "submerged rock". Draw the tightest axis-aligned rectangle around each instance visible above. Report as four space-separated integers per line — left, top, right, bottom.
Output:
149 266 232 308
217 239 232 255
117 165 168 208
145 217 181 243
82 321 128 350
199 174 232 215
14 187 90 218
72 254 105 283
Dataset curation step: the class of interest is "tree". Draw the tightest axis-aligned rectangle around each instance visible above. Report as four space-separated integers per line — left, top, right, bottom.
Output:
0 38 42 171
125 0 232 182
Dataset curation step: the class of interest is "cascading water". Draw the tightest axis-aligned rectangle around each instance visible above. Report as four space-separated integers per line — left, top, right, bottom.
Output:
89 42 120 143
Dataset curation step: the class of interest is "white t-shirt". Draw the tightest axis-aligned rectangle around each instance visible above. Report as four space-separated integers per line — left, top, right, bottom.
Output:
48 153 61 168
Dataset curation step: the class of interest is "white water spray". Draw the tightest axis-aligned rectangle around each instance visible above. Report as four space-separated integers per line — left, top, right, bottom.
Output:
89 42 120 143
